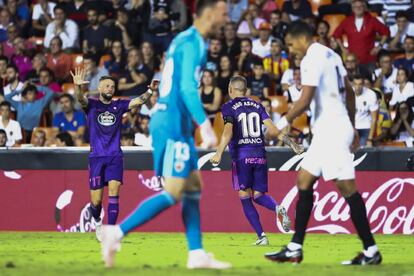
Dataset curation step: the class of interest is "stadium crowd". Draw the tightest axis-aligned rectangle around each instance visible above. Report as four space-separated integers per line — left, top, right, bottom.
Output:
0 0 413 148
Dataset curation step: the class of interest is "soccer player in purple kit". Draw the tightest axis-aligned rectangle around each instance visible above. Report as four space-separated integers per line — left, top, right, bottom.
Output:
71 67 158 242
210 76 303 245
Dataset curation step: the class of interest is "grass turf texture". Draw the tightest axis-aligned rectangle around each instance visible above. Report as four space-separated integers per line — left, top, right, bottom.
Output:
0 232 413 276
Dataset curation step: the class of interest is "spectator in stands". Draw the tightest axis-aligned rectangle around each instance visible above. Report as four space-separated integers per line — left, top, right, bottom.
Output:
281 55 302 92
394 36 414 78
140 41 160 72
389 101 414 144
237 3 266 38
6 0 30 34
126 0 149 43
247 61 270 98
118 47 152 96
53 93 86 140
122 106 140 131
237 38 262 75
0 55 7 93
3 65 23 102
228 0 248 23
217 55 235 101
389 68 414 108
32 0 56 36
333 0 389 69
143 0 174 55
252 22 272 59
134 115 152 148
121 130 135 146
46 36 73 82
56 131 74 146
0 101 22 146
373 51 398 95
282 0 312 22
353 74 379 146
382 0 412 26
11 36 32 80
315 20 341 54
222 22 241 60
407 0 414 22
261 97 279 122
269 10 288 42
0 129 6 147
82 7 111 55
255 0 278 21
4 84 55 142
199 69 222 121
171 0 188 32
32 129 46 147
0 8 13 42
104 40 126 78
140 89 159 116
25 53 47 82
2 24 19 58
38 67 62 95
388 11 414 52
112 7 139 49
83 53 109 95
64 0 89 29
263 39 290 93
206 38 223 72
345 52 372 81
44 4 79 50
284 67 302 104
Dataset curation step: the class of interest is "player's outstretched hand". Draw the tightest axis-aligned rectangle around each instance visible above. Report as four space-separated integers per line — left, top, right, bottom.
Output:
278 133 304 155
70 67 90 86
148 79 160 91
210 152 222 165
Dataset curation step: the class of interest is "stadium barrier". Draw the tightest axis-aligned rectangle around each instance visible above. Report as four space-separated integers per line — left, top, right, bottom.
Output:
0 147 413 234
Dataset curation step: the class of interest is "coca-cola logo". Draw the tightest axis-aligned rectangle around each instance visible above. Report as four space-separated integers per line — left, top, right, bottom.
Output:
278 178 414 234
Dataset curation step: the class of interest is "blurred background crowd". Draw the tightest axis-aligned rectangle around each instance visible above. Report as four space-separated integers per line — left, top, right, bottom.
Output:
0 0 413 148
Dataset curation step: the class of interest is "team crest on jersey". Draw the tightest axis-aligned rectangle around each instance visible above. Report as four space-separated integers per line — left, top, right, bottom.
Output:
98 111 116 126
174 160 185 173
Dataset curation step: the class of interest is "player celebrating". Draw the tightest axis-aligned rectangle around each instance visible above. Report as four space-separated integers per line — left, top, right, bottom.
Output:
264 21 382 265
71 67 157 242
210 76 303 246
101 0 232 270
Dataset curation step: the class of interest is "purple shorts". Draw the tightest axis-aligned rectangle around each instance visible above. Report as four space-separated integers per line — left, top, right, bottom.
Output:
232 157 268 192
89 156 123 190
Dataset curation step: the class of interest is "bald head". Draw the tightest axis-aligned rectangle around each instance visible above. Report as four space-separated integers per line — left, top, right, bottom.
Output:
229 76 247 99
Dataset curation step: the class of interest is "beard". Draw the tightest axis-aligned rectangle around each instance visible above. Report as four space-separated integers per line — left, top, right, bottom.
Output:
102 93 113 101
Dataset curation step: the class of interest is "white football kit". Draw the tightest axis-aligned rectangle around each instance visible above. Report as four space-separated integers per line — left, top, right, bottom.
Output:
300 43 355 181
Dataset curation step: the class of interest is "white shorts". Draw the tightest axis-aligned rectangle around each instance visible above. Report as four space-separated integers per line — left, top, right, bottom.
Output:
300 117 355 181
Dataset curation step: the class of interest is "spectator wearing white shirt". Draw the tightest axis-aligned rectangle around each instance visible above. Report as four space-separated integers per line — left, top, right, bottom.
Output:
353 75 379 146
3 65 24 102
252 22 272 58
0 101 22 147
389 68 414 108
284 67 302 104
134 115 152 148
237 3 266 38
373 52 398 95
388 11 414 51
32 0 56 36
281 55 302 92
44 4 79 50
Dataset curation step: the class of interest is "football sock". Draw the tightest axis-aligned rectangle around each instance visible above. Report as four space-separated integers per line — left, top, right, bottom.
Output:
120 191 176 235
364 245 379 258
291 189 314 245
253 194 277 211
182 191 202 250
345 192 376 250
90 203 102 222
107 196 119 225
240 196 264 237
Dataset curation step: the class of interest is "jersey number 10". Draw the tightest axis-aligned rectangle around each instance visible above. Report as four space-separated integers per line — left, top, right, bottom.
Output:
238 112 261 138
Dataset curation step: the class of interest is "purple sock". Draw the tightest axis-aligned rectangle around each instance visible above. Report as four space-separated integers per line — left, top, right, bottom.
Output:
90 203 102 222
253 194 277 211
107 196 119 225
240 196 264 237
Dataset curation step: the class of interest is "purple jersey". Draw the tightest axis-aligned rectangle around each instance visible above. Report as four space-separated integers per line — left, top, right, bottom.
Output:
221 97 269 160
85 98 130 157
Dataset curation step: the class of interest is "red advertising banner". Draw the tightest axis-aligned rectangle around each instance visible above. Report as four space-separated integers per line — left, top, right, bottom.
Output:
0 170 413 234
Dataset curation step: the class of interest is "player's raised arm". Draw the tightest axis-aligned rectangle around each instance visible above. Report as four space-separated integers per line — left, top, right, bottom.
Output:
210 120 233 165
70 67 89 108
128 79 159 110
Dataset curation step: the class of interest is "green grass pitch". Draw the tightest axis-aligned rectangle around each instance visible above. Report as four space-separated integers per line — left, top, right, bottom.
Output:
0 232 413 276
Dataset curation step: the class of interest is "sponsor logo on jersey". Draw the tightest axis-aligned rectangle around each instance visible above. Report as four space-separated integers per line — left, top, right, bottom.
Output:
98 111 116 126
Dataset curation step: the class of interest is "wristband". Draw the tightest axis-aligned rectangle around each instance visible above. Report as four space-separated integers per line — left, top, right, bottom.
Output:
147 88 153 95
276 116 289 131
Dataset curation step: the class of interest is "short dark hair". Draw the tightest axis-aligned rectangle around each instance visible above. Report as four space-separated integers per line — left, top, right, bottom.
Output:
271 9 282 17
56 132 74 146
87 6 98 14
0 101 11 109
195 0 224 16
22 84 37 97
352 73 364 81
6 64 18 73
241 38 252 46
99 75 116 83
0 55 8 63
318 20 330 33
59 93 75 103
286 21 314 39
405 35 414 43
51 36 63 47
39 67 55 79
261 97 271 105
53 4 66 13
121 130 134 140
83 53 99 65
396 10 408 19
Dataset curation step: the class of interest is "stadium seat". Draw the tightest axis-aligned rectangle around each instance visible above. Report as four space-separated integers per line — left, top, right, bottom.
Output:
310 0 332 15
248 95 261 102
380 141 406 147
323 14 346 36
213 112 224 142
276 0 285 9
268 95 288 115
62 83 75 95
30 127 58 144
99 54 111 67
291 113 310 135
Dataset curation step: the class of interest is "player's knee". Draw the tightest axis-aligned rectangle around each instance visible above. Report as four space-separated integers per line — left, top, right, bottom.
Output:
296 170 316 191
91 197 102 206
238 189 251 198
336 180 357 197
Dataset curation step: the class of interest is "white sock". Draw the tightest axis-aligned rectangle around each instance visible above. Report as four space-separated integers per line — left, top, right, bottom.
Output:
260 232 266 238
287 242 302 251
115 225 124 240
363 245 378 258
